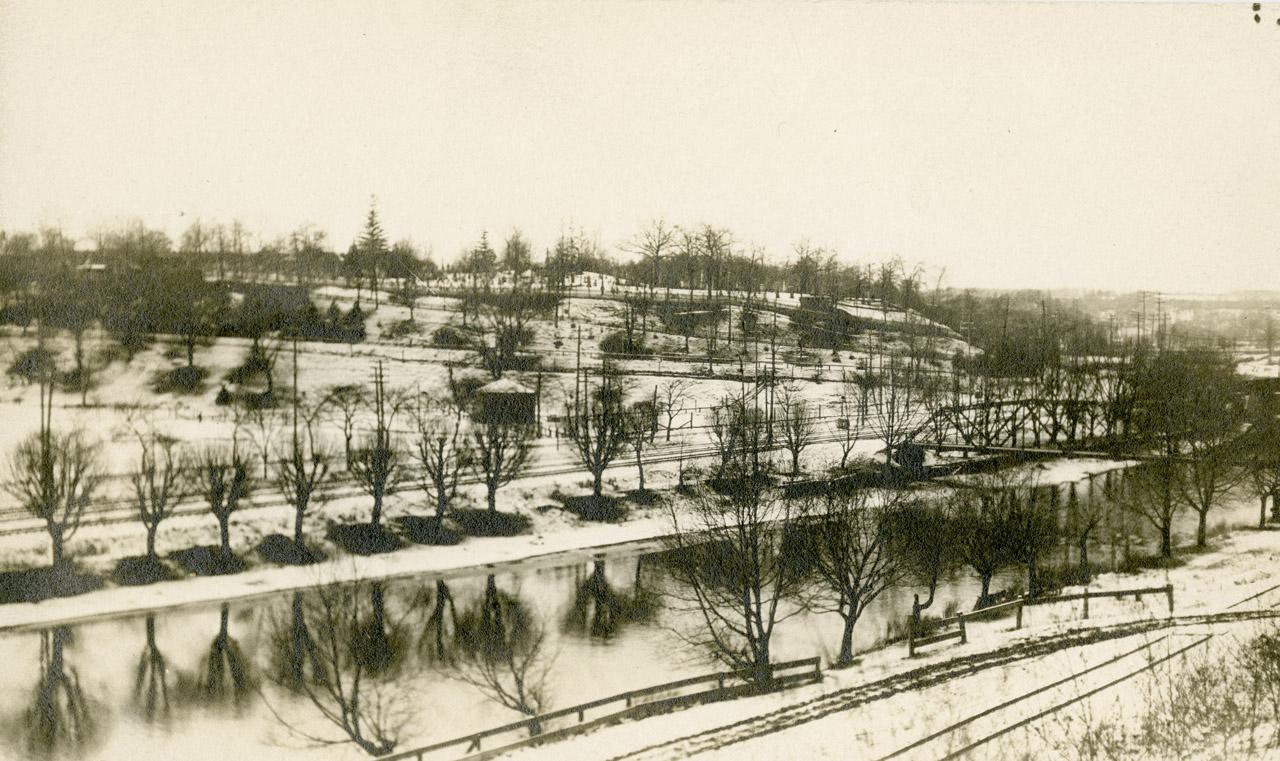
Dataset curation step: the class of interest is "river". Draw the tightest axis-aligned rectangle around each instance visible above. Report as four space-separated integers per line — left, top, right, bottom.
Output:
0 463 1261 761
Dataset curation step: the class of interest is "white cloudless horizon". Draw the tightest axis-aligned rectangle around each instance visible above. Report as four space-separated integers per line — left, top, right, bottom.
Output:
1 0 1277 293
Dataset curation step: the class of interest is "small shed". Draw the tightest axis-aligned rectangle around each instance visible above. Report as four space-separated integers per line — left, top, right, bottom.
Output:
475 377 538 426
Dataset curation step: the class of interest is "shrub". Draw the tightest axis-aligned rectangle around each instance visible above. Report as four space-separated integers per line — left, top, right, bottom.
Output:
433 324 472 348
600 330 652 356
451 508 531 537
6 346 58 383
383 318 421 340
153 365 209 394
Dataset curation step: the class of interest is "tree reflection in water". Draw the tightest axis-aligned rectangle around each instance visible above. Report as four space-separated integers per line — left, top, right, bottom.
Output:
13 626 98 759
415 578 460 665
561 558 658 640
133 614 172 724
263 577 412 756
454 574 554 734
177 603 257 712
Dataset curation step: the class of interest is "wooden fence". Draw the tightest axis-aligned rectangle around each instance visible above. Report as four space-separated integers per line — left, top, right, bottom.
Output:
379 656 823 761
1023 583 1174 620
908 598 1025 657
907 584 1174 657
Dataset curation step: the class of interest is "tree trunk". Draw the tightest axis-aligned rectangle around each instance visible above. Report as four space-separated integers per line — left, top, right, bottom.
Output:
186 340 195 368
836 609 856 667
219 516 231 559
487 483 498 512
1159 522 1173 558
1196 509 1208 549
1078 533 1090 583
1027 552 1037 598
294 506 306 548
49 523 64 567
147 523 158 561
1262 493 1269 530
436 486 448 521
371 492 383 528
978 572 992 608
635 448 645 493
592 469 603 499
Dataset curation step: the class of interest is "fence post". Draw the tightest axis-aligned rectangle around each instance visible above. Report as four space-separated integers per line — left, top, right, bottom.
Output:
958 613 967 645
1166 584 1174 616
1083 587 1090 620
1015 600 1023 630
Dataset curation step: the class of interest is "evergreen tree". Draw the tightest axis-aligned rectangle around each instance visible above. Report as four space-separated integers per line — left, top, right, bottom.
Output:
359 199 388 306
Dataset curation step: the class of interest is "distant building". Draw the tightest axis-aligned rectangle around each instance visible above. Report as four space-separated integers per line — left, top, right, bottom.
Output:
475 377 538 426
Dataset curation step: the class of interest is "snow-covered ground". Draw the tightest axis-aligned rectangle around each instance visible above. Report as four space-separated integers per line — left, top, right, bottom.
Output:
497 524 1280 761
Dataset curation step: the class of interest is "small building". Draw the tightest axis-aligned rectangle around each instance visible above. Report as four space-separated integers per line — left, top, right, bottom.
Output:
475 377 538 426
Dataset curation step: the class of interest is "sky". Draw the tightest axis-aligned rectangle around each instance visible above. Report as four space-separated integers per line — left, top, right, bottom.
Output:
1 1 1277 293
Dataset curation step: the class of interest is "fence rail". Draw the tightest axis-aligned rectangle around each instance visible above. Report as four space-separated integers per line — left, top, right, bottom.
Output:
1024 583 1174 619
378 656 822 761
907 584 1173 657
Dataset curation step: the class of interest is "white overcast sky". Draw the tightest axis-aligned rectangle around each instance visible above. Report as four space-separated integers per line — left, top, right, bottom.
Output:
1 1 1277 293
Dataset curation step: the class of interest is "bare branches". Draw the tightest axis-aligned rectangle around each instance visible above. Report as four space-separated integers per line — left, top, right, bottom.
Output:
263 578 412 756
804 488 909 665
349 362 407 528
275 396 332 549
663 478 801 684
563 371 629 499
778 386 815 480
197 444 252 562
130 429 191 561
471 422 533 512
453 576 554 732
6 429 102 567
412 399 473 519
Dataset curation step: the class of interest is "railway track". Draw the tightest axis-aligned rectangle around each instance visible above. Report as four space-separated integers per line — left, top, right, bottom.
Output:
603 588 1280 761
0 430 862 537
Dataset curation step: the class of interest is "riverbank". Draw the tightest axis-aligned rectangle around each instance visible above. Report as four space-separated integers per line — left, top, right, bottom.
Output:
499 518 1280 761
0 453 1132 632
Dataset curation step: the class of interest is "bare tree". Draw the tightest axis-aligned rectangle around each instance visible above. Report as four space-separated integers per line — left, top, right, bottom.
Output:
952 474 1023 608
1064 480 1105 583
664 472 802 686
1122 458 1183 559
835 376 870 469
885 496 958 624
412 400 473 520
624 400 658 494
623 218 676 294
471 421 533 512
129 429 190 563
323 384 365 470
563 371 629 500
656 378 691 442
476 289 540 379
241 404 280 481
864 353 929 481
804 488 907 667
275 400 331 552
1177 390 1246 548
707 393 768 480
198 445 252 563
349 362 405 529
5 380 101 566
778 386 815 480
